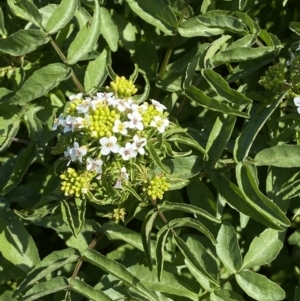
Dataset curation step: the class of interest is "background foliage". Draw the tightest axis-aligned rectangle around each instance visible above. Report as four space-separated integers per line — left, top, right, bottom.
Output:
1 0 300 300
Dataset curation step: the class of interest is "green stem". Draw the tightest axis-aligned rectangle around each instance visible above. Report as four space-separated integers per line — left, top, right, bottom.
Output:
49 37 85 94
71 232 104 280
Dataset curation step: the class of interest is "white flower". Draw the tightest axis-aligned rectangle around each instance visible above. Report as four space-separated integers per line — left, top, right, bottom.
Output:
96 92 117 106
119 142 137 161
131 103 148 114
99 136 120 155
150 116 169 133
151 99 166 112
120 167 129 180
63 115 74 133
76 97 92 114
294 96 300 114
116 98 132 112
69 93 83 101
127 111 144 130
52 113 65 131
86 157 103 174
114 166 129 189
112 119 129 135
64 142 88 165
72 116 88 131
132 135 147 155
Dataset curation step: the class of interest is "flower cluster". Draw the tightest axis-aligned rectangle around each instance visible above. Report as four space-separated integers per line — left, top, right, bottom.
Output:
52 77 171 202
259 46 300 105
144 175 170 200
60 168 94 197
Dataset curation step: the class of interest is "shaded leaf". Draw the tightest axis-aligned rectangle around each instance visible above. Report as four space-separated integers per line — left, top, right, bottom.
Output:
8 63 71 105
100 7 119 52
0 29 49 56
21 276 69 301
185 85 249 118
235 270 285 301
67 0 101 64
126 0 177 35
45 0 79 34
216 222 242 273
254 145 300 167
234 93 285 162
82 249 159 301
16 248 79 294
243 229 285 269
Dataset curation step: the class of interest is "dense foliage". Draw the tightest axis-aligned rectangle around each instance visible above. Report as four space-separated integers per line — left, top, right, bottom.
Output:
1 0 300 300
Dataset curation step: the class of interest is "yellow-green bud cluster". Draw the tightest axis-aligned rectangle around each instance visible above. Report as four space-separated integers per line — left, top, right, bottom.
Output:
106 76 137 98
112 208 126 223
144 175 170 200
142 105 169 127
60 168 94 197
87 106 120 139
66 98 82 115
259 63 287 95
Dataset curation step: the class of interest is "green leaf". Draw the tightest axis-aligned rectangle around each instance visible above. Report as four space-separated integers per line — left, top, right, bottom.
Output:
0 29 49 56
210 289 245 301
178 17 223 37
204 114 236 173
243 229 285 269
8 0 42 27
70 278 113 301
74 197 86 235
146 141 169 174
158 201 220 223
197 14 248 34
132 75 150 103
235 270 285 301
202 69 252 106
60 199 77 236
8 63 71 105
84 48 111 93
21 276 69 301
254 145 300 167
216 222 242 273
160 156 203 186
233 12 260 35
234 93 285 162
167 134 207 157
211 46 280 66
141 210 158 270
155 227 170 281
0 210 40 274
200 35 231 69
0 111 21 152
289 22 300 36
101 222 171 262
23 106 43 142
211 172 286 230
1 143 35 195
170 217 216 244
45 0 79 34
0 7 7 36
236 163 290 229
187 236 218 281
100 7 119 52
185 85 249 118
16 248 79 294
67 0 101 65
122 183 142 201
294 286 300 301
82 249 159 301
126 0 177 35
128 264 199 301
174 235 219 286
